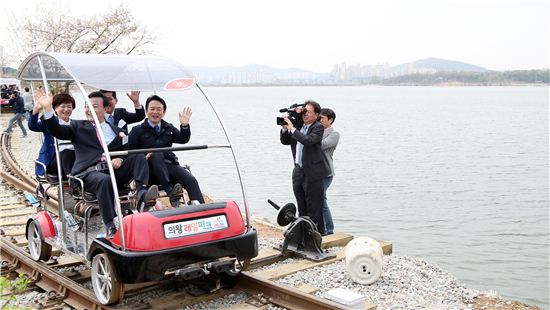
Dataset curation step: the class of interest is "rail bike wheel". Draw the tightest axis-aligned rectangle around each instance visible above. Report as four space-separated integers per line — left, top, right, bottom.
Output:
91 253 121 305
26 220 52 261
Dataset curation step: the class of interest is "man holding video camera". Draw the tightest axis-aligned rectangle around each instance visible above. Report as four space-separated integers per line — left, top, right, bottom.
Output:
280 100 330 235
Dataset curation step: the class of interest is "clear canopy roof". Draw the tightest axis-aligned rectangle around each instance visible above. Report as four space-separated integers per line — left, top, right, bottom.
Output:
16 52 196 92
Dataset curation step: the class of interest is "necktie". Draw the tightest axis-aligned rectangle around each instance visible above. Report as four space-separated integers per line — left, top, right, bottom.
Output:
107 114 114 125
154 125 160 133
94 124 106 162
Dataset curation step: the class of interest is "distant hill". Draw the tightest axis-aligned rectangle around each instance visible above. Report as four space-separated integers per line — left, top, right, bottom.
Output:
189 64 322 84
190 64 316 75
394 57 488 73
188 58 532 86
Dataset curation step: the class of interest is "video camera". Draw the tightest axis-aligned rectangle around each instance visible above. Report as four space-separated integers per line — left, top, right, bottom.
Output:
276 103 305 128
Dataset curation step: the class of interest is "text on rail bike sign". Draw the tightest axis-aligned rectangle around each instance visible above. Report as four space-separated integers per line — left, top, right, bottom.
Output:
163 215 229 239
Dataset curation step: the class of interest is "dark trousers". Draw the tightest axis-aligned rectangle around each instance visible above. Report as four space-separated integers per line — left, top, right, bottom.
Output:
82 154 149 225
47 149 75 177
148 153 204 203
292 165 325 235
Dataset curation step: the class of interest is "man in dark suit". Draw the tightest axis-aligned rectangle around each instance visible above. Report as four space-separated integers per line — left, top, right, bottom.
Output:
36 91 157 238
280 100 330 235
100 90 145 133
128 95 204 207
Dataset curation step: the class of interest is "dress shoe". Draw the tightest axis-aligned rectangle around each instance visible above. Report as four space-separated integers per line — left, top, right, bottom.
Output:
105 222 117 238
169 183 183 208
138 185 158 212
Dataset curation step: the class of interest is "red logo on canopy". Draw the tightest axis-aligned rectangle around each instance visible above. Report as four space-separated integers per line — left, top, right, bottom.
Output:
164 78 195 90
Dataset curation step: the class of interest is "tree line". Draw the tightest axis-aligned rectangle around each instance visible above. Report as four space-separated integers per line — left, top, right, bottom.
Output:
370 70 550 85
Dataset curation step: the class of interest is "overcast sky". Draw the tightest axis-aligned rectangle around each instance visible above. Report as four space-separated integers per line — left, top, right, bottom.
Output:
1 0 548 72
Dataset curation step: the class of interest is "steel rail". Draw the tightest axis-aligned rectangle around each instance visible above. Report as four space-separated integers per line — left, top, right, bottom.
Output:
0 133 36 187
237 271 349 310
0 133 107 308
0 237 112 310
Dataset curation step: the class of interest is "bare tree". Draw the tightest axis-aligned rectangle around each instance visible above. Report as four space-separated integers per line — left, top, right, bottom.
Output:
4 3 157 65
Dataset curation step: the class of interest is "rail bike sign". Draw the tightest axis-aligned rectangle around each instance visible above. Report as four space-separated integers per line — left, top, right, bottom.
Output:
163 78 196 90
163 214 228 239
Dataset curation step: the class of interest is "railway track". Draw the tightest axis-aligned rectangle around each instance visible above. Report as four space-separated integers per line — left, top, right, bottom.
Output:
0 131 379 309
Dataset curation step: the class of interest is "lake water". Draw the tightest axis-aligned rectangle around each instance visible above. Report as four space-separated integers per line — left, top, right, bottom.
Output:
87 86 549 307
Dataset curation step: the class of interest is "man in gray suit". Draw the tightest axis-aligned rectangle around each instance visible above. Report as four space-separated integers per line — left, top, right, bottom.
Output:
280 100 330 235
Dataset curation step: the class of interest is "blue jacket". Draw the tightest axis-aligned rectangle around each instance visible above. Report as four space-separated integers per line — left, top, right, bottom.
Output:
28 113 55 176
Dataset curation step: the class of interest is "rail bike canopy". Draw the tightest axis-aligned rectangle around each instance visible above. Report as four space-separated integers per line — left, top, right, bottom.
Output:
16 52 196 92
15 52 253 251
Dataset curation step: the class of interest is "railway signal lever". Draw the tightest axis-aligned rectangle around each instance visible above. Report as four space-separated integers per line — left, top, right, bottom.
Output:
268 199 335 262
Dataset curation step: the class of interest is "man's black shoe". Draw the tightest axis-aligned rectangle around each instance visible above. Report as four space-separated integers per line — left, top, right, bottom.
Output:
106 222 117 238
122 205 135 217
169 183 183 208
139 185 158 212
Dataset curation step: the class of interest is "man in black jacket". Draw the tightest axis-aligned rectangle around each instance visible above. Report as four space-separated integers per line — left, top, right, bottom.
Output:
36 91 157 238
280 100 330 235
3 92 27 137
100 90 145 133
128 95 204 207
